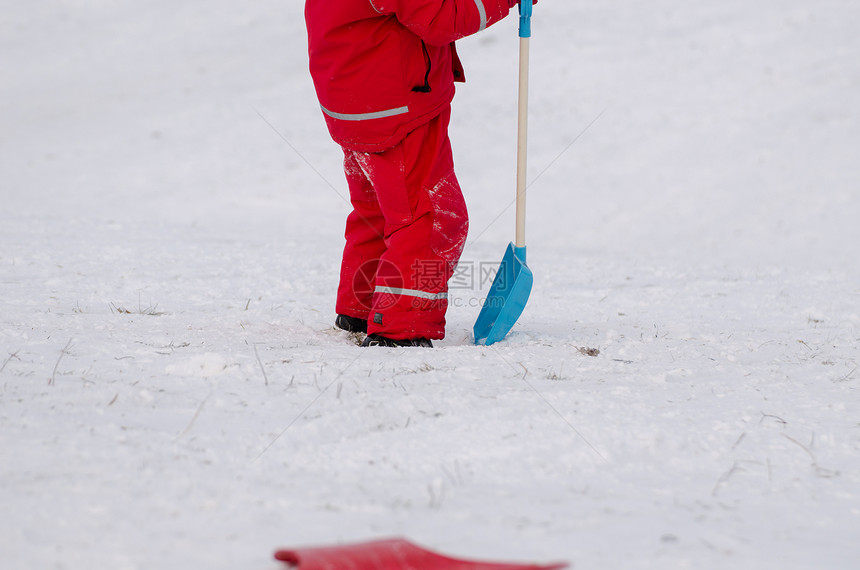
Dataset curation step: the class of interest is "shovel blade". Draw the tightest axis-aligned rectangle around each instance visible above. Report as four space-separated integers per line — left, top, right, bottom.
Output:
474 243 533 345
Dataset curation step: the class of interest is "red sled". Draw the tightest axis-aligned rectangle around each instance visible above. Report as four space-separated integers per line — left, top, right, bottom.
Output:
274 537 568 570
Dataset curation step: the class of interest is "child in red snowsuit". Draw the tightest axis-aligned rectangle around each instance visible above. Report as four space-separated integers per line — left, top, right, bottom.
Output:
305 0 521 347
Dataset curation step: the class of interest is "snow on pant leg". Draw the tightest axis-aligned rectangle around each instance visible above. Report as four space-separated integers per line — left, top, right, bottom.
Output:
353 107 467 340
335 151 387 320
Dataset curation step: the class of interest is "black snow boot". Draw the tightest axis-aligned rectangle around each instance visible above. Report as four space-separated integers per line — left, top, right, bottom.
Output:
335 314 368 333
361 334 433 348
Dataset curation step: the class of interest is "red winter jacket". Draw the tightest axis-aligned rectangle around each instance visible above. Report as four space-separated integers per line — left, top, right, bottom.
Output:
305 0 512 152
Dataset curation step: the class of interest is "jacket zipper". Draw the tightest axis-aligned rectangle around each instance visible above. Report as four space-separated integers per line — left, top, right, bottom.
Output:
411 41 432 93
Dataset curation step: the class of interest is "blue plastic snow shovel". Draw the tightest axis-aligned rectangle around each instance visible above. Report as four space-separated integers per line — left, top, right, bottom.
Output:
474 2 535 345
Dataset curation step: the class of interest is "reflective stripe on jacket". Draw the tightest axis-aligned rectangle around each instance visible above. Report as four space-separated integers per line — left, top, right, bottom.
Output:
305 0 512 152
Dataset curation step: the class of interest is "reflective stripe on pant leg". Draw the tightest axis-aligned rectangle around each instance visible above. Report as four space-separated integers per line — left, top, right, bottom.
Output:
374 286 448 301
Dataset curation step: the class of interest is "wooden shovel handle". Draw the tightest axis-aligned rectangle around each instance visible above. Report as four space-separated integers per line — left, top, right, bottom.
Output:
515 35 529 249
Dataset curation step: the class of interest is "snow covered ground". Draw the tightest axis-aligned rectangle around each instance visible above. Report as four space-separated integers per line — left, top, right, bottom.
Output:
2 1 859 569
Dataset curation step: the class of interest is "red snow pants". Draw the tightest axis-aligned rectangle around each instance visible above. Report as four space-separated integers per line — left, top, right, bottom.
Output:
335 107 467 340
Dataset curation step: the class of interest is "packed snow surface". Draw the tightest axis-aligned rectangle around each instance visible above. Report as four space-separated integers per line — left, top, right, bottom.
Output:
2 1 859 569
